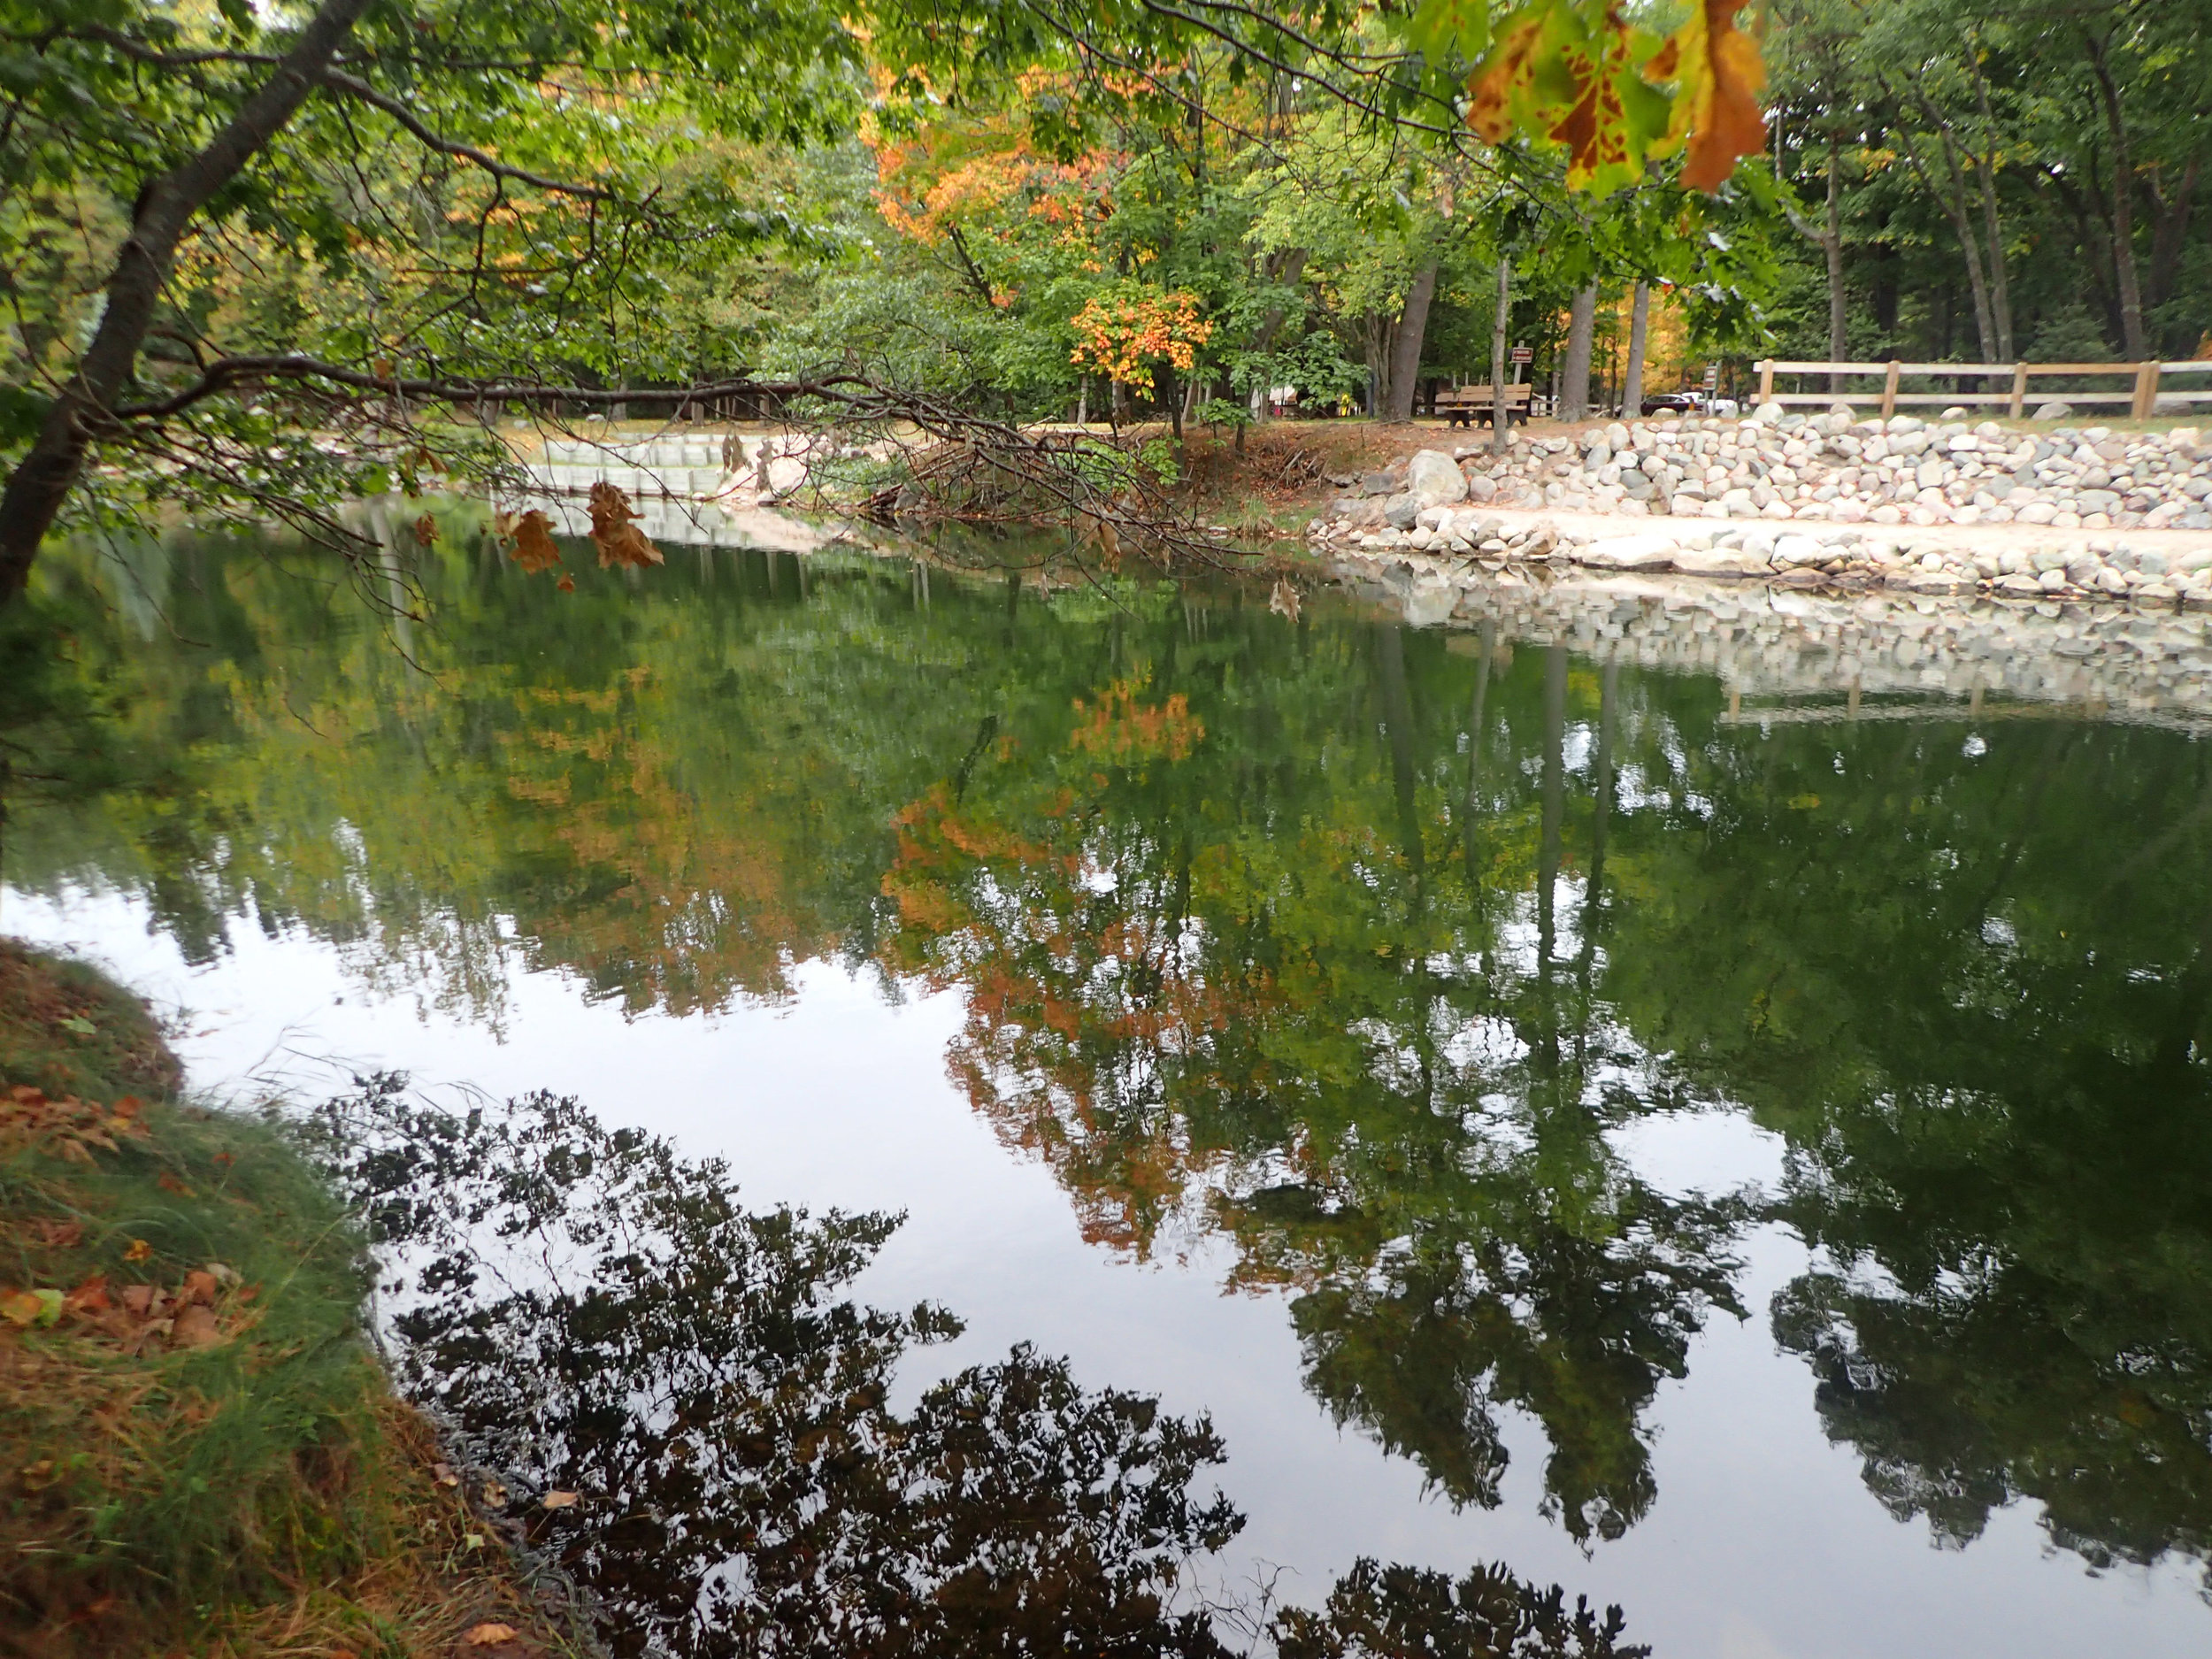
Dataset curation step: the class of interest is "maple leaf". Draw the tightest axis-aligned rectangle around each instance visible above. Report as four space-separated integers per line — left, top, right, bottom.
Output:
507 509 562 573
586 482 664 571
1646 0 1768 191
1457 0 1761 193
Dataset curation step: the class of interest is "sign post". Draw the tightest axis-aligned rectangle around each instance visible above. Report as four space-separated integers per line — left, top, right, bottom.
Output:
1510 343 1532 386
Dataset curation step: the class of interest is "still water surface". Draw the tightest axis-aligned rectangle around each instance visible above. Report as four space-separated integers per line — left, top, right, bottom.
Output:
10 531 2212 1655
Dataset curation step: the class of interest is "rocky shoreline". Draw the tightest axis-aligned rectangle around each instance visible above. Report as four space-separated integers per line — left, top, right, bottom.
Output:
1309 411 2212 610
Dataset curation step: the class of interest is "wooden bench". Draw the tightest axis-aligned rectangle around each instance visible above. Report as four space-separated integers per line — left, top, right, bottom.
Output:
1435 384 1532 427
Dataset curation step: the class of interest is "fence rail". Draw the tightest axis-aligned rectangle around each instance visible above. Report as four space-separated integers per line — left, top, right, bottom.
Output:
1753 358 2212 420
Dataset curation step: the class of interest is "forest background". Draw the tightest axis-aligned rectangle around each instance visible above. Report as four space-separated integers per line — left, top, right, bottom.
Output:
2 0 2209 591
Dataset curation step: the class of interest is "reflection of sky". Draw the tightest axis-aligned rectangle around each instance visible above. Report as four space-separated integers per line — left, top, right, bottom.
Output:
6 882 2207 1659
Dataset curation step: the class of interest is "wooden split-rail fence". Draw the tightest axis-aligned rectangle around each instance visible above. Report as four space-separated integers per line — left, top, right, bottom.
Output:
1752 358 2212 420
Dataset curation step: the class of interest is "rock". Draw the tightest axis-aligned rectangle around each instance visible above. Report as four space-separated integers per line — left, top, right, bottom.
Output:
1887 415 1925 434
1939 405 1970 419
2154 396 2196 417
1361 472 1397 496
1575 533 1679 571
1774 533 1827 566
1406 449 1470 506
1671 547 1774 578
1382 492 1422 530
2034 401 2073 421
1466 473 1498 502
1753 400 1786 423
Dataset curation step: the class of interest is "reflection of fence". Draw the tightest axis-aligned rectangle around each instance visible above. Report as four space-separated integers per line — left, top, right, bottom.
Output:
1752 358 2212 419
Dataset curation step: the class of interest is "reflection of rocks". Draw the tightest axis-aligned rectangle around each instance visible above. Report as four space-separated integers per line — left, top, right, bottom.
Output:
1334 552 2212 733
512 490 842 553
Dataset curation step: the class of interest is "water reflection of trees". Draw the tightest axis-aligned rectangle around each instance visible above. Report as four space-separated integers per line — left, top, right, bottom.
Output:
312 1082 1643 1658
21 535 2212 1577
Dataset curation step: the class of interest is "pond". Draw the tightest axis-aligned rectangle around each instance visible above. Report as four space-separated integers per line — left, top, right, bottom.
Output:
8 525 2212 1656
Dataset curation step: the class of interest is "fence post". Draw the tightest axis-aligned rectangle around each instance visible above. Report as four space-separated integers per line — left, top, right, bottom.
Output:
1880 361 1901 420
2008 363 2028 419
1757 359 1775 404
2133 361 2162 420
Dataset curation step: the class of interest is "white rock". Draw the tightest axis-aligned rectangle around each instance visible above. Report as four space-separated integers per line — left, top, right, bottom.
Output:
1407 449 1470 506
1576 533 1681 571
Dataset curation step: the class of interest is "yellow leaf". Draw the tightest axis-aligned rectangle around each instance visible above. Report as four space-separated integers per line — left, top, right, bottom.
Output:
540 1489 579 1509
462 1623 518 1646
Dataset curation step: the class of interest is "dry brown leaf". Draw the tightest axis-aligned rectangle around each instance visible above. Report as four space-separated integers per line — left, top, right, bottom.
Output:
479 1477 510 1509
65 1276 111 1317
556 572 576 593
433 1462 461 1487
461 1623 518 1647
30 1217 82 1248
180 1270 219 1306
120 1283 157 1317
540 1490 579 1509
587 481 663 570
171 1304 222 1348
413 512 440 548
0 1290 44 1327
508 509 562 573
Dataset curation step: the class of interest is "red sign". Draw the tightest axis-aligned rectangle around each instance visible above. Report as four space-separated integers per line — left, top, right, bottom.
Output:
1510 345 1534 365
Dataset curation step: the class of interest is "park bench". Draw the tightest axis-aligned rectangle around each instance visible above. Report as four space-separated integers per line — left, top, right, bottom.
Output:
1435 384 1532 426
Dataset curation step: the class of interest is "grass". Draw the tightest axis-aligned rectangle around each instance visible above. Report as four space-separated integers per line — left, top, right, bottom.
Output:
0 940 580 1659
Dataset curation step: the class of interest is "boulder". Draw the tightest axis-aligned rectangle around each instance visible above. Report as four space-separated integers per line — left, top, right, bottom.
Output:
2033 401 2073 421
1406 449 1471 506
1383 492 1422 530
1574 533 1679 572
1753 400 1786 423
1361 472 1398 496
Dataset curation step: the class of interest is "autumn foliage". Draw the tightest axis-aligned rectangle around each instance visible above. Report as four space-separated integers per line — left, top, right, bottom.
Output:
1069 291 1213 392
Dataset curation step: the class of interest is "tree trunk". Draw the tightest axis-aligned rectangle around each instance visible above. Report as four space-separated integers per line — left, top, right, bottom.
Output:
1559 284 1597 421
0 0 376 605
1824 133 1848 373
1383 257 1440 423
1621 282 1651 419
2088 37 2149 360
1490 253 1513 456
2148 152 2200 315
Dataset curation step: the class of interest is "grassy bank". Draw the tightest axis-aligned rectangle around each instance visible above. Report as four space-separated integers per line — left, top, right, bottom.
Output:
0 941 574 1659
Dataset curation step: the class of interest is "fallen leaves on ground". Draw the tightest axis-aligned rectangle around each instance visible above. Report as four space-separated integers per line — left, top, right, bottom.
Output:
462 1622 518 1646
2 1263 260 1354
539 1490 578 1509
0 1083 148 1163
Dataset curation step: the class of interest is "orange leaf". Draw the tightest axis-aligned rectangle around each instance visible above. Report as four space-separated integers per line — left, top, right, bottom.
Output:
462 1623 519 1646
181 1270 219 1306
1655 0 1767 191
122 1239 152 1263
507 509 562 574
556 572 576 593
0 1290 43 1327
540 1490 579 1509
412 512 440 548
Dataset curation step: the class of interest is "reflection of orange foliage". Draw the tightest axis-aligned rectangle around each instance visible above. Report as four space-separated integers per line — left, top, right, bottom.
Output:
498 673 831 1013
878 752 1286 1263
1068 678 1203 765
